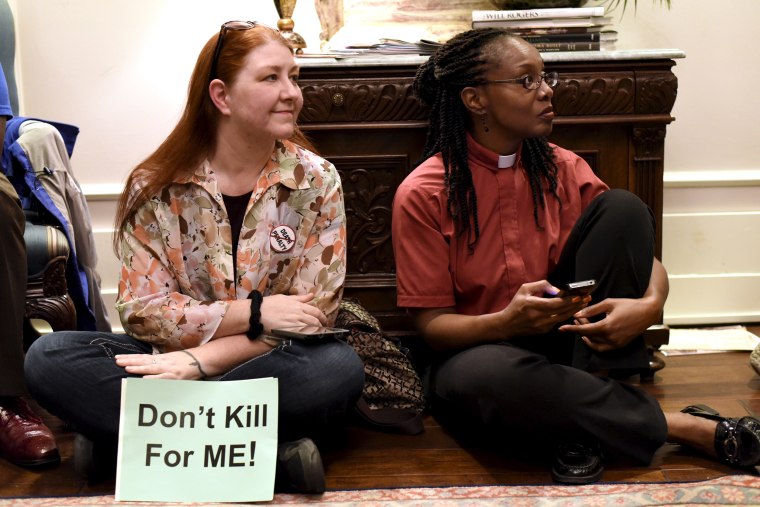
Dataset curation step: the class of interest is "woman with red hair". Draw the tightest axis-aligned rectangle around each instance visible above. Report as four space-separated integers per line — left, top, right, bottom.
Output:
26 22 364 494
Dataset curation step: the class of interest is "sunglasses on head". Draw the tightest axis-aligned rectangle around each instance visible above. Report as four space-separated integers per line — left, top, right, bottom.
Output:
208 20 273 82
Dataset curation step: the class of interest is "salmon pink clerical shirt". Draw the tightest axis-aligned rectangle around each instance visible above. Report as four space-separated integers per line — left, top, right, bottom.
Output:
392 135 607 316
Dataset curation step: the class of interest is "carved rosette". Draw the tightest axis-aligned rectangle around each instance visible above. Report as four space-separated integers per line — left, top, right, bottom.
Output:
299 80 428 123
633 127 666 160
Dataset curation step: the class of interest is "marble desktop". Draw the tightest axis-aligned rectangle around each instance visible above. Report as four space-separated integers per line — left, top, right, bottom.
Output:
296 48 686 68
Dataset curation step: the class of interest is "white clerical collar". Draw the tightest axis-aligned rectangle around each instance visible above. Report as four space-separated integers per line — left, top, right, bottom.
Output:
497 153 517 168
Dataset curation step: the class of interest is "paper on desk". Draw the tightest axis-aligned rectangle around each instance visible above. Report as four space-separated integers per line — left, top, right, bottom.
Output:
661 325 760 355
327 25 440 53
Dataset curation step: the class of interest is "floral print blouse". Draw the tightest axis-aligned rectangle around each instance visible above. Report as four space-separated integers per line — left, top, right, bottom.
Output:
116 140 346 352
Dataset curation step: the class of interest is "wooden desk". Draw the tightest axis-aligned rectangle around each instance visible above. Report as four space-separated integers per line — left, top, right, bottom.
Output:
297 50 683 337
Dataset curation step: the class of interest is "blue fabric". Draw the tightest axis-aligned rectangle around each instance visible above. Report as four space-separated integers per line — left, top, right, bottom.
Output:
3 116 79 158
0 62 11 118
1 117 96 331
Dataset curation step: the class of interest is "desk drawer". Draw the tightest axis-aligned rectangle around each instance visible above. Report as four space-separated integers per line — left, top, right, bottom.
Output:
299 78 428 123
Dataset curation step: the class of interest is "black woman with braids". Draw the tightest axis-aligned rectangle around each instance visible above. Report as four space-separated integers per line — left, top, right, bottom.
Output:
392 28 760 484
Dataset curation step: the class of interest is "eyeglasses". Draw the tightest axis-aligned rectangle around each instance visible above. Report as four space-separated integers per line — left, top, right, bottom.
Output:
209 20 261 82
482 71 559 90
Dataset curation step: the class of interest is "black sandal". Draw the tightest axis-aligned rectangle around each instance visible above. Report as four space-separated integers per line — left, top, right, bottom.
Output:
681 404 760 467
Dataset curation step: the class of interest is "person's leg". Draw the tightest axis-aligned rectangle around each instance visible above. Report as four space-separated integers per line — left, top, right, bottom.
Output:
0 178 60 467
668 407 760 469
0 178 27 396
431 343 667 464
25 331 151 479
219 338 364 493
24 331 151 441
219 338 365 440
550 189 656 371
552 188 655 301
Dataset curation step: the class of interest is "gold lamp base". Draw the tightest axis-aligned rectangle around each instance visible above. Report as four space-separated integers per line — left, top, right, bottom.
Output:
274 0 306 53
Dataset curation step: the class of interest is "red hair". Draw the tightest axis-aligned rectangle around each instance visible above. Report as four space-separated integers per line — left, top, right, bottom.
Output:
113 25 315 253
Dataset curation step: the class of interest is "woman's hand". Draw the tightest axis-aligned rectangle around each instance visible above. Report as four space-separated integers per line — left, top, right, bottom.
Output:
115 350 207 380
414 280 590 351
499 280 591 337
260 293 327 333
560 259 668 353
559 297 659 352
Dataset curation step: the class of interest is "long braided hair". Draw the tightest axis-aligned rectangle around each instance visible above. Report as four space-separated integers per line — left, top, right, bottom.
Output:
413 28 560 249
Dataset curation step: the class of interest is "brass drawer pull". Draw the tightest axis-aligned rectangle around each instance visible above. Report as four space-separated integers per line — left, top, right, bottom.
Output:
332 92 345 106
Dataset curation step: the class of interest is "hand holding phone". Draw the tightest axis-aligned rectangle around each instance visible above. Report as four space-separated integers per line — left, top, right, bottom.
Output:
271 325 349 341
551 279 597 298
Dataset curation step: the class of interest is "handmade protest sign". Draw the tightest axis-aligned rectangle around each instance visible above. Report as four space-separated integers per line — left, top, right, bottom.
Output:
115 377 278 503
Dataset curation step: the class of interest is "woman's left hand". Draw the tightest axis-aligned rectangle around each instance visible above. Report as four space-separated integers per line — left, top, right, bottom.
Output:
115 351 205 380
558 297 657 353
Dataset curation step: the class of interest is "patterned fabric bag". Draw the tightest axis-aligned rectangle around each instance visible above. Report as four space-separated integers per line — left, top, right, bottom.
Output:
336 298 425 434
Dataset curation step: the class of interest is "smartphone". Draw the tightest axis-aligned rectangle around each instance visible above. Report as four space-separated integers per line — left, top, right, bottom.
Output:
554 279 597 298
271 325 350 341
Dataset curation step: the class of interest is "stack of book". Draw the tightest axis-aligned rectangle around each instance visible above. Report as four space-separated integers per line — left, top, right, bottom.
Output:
471 6 617 52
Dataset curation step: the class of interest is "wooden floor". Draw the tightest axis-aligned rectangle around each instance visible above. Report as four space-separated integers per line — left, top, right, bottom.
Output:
3 327 760 497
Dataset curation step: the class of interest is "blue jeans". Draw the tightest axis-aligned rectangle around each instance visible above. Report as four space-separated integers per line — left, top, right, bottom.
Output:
25 332 365 444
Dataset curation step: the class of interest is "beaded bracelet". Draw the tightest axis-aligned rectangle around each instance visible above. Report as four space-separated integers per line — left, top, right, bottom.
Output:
246 290 264 340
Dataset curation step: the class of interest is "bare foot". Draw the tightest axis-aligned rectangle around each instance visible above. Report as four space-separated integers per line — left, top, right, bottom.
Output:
664 411 718 458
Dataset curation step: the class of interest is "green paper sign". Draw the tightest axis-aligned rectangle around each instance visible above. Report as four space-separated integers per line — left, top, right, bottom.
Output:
115 377 278 503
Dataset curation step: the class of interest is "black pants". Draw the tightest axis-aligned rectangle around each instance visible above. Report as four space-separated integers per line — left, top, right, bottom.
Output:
431 189 667 464
0 173 27 397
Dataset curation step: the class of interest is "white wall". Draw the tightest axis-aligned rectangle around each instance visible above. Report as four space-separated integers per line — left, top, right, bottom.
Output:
613 0 760 175
610 0 760 324
12 0 321 191
9 0 760 328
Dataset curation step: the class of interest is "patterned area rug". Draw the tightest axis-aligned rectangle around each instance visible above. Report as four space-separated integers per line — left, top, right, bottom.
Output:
4 475 760 506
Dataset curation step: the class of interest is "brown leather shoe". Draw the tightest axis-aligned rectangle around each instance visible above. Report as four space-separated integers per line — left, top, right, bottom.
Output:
0 397 60 467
